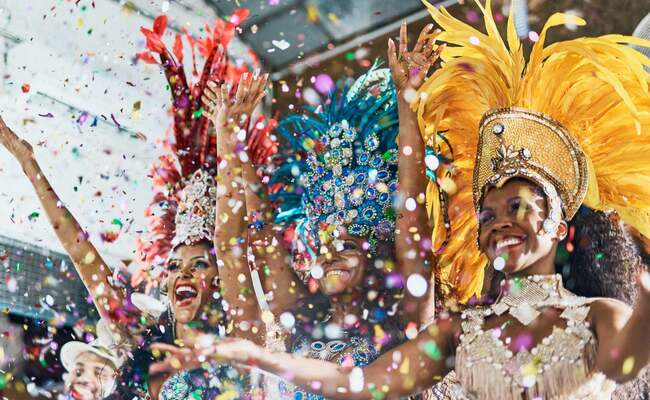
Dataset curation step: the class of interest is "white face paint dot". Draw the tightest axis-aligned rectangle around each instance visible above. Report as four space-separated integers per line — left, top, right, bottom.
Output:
405 197 417 212
406 273 428 297
311 265 324 279
469 36 480 45
493 256 506 271
280 312 296 329
402 145 413 156
45 295 54 307
425 154 439 171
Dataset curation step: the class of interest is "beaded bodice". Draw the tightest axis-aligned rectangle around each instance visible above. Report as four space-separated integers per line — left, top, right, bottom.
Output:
454 274 616 400
159 364 245 400
281 333 379 400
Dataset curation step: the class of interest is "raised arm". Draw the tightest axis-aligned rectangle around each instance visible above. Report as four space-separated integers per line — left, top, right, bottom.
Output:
388 22 443 327
592 271 650 382
151 313 460 399
203 73 269 342
240 149 308 317
0 116 133 330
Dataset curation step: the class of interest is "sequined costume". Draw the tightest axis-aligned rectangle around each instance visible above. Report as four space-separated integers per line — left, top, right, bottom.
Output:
411 0 650 398
281 329 380 400
454 275 615 399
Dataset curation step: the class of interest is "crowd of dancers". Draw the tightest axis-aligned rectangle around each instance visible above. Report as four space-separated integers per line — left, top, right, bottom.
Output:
1 1 650 399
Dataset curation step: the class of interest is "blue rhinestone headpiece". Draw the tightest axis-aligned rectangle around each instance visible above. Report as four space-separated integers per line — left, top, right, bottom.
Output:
271 63 399 249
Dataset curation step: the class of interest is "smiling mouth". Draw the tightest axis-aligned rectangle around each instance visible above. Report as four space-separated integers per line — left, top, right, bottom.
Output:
70 385 94 399
174 283 198 306
493 236 525 253
324 269 351 280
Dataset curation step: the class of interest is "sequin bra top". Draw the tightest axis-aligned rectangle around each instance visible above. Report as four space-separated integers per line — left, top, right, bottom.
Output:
281 332 379 400
454 274 616 400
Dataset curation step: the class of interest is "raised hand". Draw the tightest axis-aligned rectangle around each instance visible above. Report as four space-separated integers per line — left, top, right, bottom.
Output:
0 115 33 161
202 72 269 128
387 22 444 94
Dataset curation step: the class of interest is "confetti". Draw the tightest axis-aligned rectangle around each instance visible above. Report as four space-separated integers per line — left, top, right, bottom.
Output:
271 39 290 50
313 74 334 94
406 273 427 297
493 256 506 271
21 83 30 93
622 356 635 375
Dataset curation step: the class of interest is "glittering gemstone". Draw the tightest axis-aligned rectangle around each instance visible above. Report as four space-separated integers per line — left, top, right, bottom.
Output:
492 123 505 135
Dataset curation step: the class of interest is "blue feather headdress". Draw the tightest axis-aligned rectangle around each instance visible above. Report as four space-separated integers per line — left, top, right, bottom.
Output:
269 63 399 260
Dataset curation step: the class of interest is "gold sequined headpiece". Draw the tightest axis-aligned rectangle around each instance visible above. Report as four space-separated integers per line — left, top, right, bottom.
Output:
414 0 650 303
475 107 588 223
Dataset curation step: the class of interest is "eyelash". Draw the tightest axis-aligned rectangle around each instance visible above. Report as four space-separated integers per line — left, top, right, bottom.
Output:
168 262 180 272
167 260 209 271
194 261 209 269
479 211 495 225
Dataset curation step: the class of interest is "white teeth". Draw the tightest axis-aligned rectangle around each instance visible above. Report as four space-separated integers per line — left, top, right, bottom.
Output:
325 270 350 279
496 237 523 251
175 285 197 296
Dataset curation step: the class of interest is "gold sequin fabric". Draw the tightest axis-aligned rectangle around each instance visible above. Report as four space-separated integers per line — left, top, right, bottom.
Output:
452 275 616 400
474 108 588 220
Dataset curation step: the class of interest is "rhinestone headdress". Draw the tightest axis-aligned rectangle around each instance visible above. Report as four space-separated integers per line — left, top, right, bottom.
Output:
413 0 650 302
135 10 276 272
270 64 398 268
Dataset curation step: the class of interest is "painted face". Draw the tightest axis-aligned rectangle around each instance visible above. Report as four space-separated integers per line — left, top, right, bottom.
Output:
315 230 369 296
478 179 566 275
65 352 116 400
166 242 219 324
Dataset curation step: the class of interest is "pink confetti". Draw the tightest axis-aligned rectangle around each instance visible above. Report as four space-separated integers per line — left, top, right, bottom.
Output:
314 73 334 95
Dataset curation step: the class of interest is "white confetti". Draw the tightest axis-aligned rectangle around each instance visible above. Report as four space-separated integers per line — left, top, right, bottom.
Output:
272 39 291 50
406 273 428 297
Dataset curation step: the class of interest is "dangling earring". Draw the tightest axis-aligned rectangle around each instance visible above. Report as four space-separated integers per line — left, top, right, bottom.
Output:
160 279 168 296
542 218 557 234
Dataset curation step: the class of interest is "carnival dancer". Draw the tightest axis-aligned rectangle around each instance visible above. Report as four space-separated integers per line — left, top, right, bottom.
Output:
0 9 272 399
149 2 650 399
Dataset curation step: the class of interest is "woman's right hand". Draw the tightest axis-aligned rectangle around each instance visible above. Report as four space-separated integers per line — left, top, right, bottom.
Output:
0 115 33 161
149 337 264 376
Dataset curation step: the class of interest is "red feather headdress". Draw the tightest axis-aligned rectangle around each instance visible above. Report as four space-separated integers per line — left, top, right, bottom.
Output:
134 10 277 288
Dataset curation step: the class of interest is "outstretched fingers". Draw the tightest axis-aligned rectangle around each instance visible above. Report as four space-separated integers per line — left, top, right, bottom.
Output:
413 23 433 53
399 21 408 56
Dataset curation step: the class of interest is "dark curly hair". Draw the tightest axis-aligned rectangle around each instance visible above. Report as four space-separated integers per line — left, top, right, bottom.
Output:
564 208 650 399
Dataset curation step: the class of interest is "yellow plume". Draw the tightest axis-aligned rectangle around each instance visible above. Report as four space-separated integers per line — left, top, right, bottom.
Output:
416 0 650 303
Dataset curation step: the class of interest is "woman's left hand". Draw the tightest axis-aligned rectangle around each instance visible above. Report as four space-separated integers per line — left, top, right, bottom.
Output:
388 22 444 95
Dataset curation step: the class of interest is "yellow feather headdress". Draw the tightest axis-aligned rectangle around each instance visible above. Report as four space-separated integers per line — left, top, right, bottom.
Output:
415 0 650 303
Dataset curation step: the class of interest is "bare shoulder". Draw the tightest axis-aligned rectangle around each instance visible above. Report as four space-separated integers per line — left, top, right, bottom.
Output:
588 297 632 328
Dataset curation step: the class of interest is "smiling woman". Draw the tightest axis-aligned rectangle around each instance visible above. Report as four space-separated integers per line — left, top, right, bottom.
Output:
478 178 566 277
165 242 219 325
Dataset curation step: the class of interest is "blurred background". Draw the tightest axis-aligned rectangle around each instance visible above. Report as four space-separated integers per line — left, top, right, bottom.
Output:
0 0 648 398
